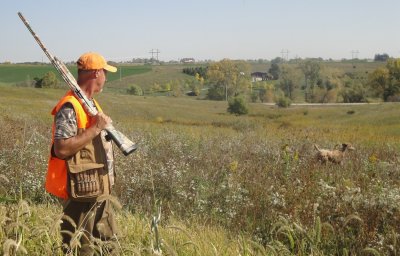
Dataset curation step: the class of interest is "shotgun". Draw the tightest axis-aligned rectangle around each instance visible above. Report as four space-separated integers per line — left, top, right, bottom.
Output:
18 12 137 156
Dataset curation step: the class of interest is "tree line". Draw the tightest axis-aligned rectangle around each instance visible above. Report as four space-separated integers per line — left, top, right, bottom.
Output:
177 57 400 114
19 57 400 113
187 58 400 105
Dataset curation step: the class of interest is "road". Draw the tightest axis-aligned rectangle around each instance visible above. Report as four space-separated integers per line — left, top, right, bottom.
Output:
261 102 383 106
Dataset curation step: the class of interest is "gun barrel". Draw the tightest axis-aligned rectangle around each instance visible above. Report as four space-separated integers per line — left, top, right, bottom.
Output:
18 12 55 64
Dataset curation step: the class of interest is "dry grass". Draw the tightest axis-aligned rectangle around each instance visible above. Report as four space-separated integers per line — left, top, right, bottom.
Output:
0 85 399 254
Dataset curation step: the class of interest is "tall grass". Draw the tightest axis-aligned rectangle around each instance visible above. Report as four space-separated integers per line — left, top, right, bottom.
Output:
0 85 399 254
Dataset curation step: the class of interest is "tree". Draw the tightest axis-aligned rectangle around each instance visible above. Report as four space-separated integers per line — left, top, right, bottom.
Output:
374 53 389 62
152 82 162 93
384 59 400 101
163 82 171 92
367 58 400 101
268 63 281 80
258 83 274 103
268 57 283 80
170 80 184 97
195 73 205 85
227 96 248 115
206 59 251 101
279 64 300 100
186 75 203 96
368 67 389 98
182 66 208 78
312 67 343 103
42 71 59 88
300 60 321 102
270 57 283 65
386 58 400 80
33 77 43 88
276 96 291 108
340 81 367 103
250 91 259 102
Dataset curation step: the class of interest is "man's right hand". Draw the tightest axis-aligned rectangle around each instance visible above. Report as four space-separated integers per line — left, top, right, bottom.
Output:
95 112 112 133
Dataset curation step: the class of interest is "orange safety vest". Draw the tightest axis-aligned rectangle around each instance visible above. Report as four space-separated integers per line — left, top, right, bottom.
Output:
45 90 103 199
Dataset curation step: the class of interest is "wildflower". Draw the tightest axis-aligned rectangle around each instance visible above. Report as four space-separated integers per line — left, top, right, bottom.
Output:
229 160 238 172
281 144 290 152
293 151 299 162
369 153 378 164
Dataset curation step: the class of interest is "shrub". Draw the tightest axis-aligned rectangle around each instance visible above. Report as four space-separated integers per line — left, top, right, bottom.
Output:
276 96 291 108
340 82 368 103
34 71 59 88
207 86 225 100
258 88 274 103
250 91 259 102
127 84 143 96
227 96 249 115
314 88 338 103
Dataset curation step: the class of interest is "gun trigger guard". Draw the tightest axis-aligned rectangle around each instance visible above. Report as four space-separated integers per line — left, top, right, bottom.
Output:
105 133 112 142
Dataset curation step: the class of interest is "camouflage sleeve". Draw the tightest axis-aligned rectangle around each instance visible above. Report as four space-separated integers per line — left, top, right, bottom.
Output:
54 103 78 139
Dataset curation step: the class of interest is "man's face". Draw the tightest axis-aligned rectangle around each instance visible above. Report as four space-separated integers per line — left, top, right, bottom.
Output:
95 69 108 93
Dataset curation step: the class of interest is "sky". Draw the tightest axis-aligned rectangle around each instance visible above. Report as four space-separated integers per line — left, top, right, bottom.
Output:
2 0 400 63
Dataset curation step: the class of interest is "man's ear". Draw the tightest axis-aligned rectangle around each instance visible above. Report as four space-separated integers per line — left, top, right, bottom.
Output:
94 70 100 78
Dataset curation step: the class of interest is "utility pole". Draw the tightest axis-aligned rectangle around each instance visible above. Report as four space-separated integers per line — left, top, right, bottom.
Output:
149 49 160 62
281 49 289 61
225 83 228 101
351 50 359 68
351 50 359 59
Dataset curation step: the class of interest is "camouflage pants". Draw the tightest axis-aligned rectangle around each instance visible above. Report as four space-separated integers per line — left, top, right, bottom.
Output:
61 199 119 255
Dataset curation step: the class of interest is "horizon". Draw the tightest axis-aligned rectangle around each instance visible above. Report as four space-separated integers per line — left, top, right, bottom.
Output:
2 0 400 63
1 56 384 65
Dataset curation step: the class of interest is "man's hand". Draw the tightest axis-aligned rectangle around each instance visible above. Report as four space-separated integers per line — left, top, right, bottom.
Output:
95 112 112 133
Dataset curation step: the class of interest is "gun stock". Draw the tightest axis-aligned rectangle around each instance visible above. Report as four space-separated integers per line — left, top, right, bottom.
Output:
18 12 137 155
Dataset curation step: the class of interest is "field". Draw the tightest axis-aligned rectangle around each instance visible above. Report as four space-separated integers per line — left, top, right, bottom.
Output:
0 80 399 255
0 64 152 84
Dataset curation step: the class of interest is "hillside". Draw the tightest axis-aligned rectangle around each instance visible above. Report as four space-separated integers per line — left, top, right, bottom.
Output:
0 84 399 254
106 64 194 93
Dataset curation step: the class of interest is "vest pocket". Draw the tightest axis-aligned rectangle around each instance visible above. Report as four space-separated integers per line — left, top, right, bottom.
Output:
69 168 105 200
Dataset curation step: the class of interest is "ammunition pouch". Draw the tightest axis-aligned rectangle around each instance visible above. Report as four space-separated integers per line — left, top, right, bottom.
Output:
68 167 106 200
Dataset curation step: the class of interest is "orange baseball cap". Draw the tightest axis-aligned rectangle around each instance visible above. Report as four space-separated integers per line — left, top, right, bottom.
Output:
77 52 117 72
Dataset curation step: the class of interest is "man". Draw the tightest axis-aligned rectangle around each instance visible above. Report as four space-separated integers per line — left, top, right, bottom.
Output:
46 52 118 255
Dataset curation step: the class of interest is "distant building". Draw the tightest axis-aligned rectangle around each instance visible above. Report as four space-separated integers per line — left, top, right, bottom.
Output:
251 72 272 82
180 58 195 64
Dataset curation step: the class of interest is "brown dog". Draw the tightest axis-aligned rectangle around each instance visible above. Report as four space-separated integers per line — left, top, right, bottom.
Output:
314 143 355 164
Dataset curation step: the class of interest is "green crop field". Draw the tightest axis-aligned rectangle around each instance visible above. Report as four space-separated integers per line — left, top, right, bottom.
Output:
0 63 152 84
0 84 399 254
0 63 197 96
